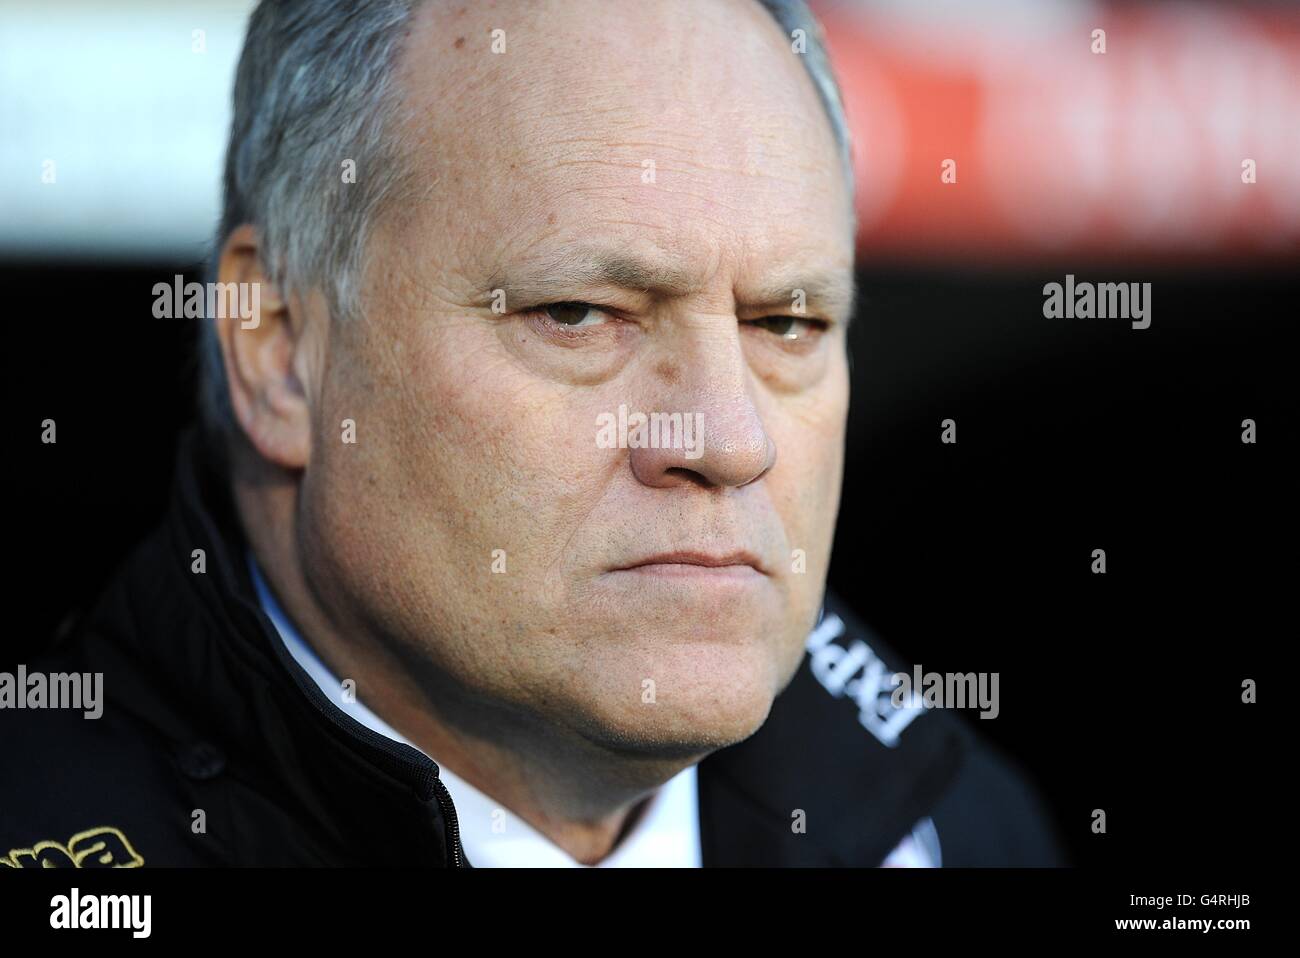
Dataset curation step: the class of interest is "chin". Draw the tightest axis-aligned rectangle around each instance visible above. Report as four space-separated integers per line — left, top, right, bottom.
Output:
557 641 793 760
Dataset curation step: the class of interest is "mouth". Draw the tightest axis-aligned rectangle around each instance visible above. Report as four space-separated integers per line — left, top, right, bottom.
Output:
611 550 769 578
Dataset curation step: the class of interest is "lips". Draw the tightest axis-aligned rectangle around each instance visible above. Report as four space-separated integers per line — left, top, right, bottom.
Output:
613 550 768 576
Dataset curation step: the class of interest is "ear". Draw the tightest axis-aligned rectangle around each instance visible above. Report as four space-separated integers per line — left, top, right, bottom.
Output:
214 224 314 470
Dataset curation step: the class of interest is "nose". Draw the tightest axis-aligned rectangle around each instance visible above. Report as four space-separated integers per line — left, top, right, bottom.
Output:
628 325 775 490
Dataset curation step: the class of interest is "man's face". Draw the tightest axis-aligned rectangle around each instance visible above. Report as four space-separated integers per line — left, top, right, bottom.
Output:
300 0 855 756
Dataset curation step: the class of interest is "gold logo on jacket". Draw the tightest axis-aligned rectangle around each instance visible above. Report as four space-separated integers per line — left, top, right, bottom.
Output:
1 826 144 868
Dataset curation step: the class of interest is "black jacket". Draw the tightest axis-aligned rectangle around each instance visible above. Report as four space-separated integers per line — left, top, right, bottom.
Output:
1 428 1066 868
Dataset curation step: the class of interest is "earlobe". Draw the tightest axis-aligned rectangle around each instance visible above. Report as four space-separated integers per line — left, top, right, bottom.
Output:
215 225 314 470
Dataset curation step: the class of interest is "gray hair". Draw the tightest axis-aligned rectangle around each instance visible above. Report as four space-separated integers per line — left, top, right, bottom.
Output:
199 0 854 437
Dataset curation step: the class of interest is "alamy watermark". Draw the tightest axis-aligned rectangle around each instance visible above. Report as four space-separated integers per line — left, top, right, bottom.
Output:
152 274 261 328
0 666 103 719
596 404 704 459
891 665 1000 720
1043 274 1151 329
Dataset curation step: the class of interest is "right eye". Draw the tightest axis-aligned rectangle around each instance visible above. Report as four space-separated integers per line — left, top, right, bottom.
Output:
537 302 613 327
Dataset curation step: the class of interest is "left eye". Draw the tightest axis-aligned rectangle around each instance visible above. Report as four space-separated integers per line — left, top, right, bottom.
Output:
540 302 610 327
745 316 826 339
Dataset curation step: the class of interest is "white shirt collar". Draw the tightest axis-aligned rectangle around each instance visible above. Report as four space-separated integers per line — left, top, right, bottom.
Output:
248 554 702 867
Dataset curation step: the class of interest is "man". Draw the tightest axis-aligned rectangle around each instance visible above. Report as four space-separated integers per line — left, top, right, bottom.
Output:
1 0 1064 867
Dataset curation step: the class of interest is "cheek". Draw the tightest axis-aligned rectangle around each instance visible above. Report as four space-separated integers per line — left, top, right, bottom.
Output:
774 443 843 577
395 327 619 566
770 374 849 542
306 323 519 572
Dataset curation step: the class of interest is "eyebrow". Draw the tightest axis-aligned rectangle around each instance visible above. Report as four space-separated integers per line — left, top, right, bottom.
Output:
747 270 858 322
490 245 857 321
490 246 698 302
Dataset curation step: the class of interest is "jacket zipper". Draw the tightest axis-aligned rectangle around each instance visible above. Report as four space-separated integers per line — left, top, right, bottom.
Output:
330 710 467 867
431 774 465 868
298 672 468 866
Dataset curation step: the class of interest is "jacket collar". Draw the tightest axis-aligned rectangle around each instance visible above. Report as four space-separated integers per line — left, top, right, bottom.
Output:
696 599 968 865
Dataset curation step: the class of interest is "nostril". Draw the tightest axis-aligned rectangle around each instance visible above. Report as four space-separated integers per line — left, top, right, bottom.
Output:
663 466 712 487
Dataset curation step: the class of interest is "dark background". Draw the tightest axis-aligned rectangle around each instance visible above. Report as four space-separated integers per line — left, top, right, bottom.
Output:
3 257 1285 869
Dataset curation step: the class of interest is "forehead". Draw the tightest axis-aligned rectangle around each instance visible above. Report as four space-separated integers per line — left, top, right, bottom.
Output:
389 0 854 282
